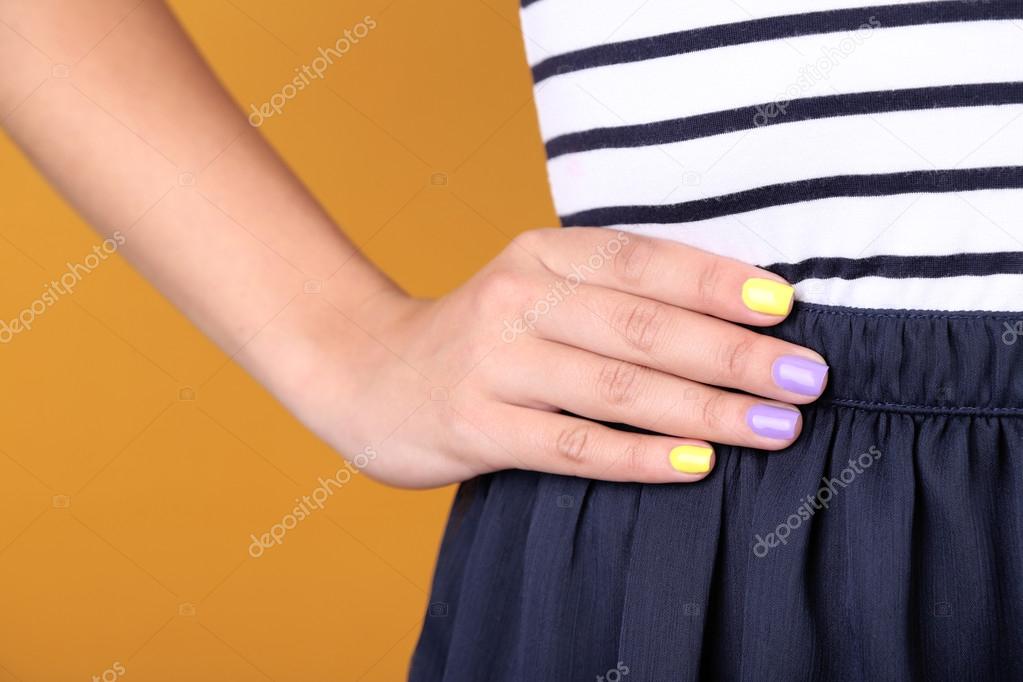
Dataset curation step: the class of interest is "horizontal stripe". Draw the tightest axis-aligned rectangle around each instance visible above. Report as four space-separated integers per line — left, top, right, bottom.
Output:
545 82 1023 158
790 273 1023 310
619 192 1023 266
531 1 1023 83
766 251 1023 281
520 0 933 66
533 22 1023 141
559 167 1023 226
547 103 1023 215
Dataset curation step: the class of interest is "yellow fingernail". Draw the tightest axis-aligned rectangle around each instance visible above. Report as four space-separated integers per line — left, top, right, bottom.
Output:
669 444 714 474
742 278 794 316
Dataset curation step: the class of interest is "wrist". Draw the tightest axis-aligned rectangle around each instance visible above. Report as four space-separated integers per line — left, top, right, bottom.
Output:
241 284 425 457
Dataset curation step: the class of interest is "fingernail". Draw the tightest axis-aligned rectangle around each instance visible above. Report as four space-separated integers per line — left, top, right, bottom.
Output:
772 355 829 396
669 444 714 474
746 405 800 440
742 278 794 316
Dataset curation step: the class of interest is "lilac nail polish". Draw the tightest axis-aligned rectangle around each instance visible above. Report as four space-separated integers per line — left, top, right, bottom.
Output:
772 355 829 396
747 405 801 440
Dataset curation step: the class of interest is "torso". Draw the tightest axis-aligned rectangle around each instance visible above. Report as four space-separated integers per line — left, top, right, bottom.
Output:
520 0 1023 311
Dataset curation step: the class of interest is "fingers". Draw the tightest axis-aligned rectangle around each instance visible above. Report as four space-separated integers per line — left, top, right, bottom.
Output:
486 228 821 472
484 403 717 483
526 284 829 404
515 227 795 326
502 340 802 450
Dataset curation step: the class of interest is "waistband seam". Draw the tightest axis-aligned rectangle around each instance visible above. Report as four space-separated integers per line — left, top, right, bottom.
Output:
826 397 1023 417
796 302 1023 319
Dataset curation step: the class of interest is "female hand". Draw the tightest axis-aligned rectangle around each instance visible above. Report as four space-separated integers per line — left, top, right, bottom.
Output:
300 228 829 488
0 3 826 492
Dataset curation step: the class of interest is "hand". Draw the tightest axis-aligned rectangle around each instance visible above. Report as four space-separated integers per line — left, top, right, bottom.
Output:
294 228 829 488
0 4 827 491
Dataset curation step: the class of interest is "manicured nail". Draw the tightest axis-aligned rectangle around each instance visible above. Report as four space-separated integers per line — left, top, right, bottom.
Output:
772 355 829 396
669 444 714 474
746 405 800 440
742 278 794 316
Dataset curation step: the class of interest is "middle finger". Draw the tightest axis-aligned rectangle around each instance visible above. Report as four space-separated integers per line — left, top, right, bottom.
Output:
527 283 829 404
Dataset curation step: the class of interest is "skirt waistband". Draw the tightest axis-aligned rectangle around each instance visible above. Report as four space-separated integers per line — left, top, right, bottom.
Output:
761 303 1023 416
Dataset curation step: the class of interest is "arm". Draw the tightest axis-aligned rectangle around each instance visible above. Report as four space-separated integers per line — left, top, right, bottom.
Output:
1 1 399 331
1 0 829 488
1 0 410 467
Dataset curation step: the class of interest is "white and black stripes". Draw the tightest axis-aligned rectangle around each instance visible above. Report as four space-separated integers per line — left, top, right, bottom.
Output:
767 251 1023 281
520 0 1023 311
545 82 1023 158
529 1 1023 83
560 168 1023 227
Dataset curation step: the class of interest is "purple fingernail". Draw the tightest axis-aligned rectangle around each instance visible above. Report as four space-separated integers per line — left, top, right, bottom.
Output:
772 355 829 396
747 405 801 440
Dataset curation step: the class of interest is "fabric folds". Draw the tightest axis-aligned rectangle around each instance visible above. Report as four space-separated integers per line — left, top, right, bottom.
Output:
411 303 1023 681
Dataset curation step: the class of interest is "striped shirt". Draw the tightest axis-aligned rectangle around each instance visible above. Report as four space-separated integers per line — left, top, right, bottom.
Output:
519 0 1023 311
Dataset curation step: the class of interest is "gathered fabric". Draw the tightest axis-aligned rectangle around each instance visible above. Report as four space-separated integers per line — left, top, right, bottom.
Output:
411 303 1023 681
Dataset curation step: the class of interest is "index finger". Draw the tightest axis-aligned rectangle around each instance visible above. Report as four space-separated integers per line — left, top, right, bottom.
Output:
523 227 795 326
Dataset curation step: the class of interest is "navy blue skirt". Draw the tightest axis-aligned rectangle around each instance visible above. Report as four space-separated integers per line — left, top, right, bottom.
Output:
410 303 1023 681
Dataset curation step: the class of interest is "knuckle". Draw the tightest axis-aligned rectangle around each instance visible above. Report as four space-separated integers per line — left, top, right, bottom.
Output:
696 258 725 307
437 403 482 459
621 438 648 473
613 235 655 287
596 360 642 407
716 335 758 382
477 268 532 308
700 391 730 431
554 424 591 465
612 299 668 353
509 229 545 254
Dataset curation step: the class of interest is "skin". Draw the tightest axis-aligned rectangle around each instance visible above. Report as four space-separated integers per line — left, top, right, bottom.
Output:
0 0 827 489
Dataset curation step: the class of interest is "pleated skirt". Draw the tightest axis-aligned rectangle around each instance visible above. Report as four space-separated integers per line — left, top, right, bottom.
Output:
410 303 1023 681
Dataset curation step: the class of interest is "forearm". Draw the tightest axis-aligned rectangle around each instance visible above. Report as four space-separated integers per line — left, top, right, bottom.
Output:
0 1 405 438
2 0 829 493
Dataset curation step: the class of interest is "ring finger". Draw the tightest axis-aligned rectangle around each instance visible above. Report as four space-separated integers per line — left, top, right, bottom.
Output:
503 339 803 450
526 284 829 404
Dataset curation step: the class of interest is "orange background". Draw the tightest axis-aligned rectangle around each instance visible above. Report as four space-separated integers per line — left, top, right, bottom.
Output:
0 1 553 679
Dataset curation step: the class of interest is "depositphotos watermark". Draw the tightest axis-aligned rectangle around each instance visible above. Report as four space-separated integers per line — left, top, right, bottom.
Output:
501 231 631 343
1 231 125 344
752 445 883 558
248 446 377 558
753 15 881 127
1001 321 1023 345
248 16 377 127
596 661 630 682
91 661 125 682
